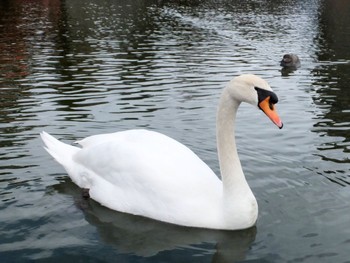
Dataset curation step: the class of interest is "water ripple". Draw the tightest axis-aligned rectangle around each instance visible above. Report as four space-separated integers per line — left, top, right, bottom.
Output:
1 0 350 262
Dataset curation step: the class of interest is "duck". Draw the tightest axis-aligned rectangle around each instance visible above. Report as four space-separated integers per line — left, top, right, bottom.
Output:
41 74 283 230
280 53 301 68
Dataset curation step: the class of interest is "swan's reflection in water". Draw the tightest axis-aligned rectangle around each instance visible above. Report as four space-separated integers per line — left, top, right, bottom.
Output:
53 180 256 261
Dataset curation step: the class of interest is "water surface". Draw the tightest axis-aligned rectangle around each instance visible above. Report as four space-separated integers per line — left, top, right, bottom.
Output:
1 0 350 262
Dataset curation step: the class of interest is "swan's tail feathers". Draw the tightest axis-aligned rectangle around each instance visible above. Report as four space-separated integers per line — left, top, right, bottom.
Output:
40 131 80 166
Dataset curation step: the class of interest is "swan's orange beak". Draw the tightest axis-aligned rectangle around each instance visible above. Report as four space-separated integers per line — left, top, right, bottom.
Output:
258 97 283 129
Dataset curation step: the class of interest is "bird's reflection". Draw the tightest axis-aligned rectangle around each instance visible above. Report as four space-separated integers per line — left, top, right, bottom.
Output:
52 179 257 261
280 66 299 76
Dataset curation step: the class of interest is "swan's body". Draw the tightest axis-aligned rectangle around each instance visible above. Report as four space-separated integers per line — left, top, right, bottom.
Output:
41 74 282 230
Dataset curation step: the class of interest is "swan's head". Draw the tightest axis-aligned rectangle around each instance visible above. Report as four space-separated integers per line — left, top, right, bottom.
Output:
228 74 283 129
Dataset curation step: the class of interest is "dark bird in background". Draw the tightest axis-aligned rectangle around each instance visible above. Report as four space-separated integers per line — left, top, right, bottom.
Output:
280 54 300 68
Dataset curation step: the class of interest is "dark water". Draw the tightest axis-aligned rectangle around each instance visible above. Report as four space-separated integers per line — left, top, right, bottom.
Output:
1 0 350 262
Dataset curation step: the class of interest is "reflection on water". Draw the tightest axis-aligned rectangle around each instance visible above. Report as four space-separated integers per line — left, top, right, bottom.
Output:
311 0 350 186
54 179 256 261
1 0 350 262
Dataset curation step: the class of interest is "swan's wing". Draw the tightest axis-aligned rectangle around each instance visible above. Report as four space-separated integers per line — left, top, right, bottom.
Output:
72 129 222 219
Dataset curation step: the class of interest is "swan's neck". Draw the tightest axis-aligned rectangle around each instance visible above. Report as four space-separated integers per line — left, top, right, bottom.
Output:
216 87 250 197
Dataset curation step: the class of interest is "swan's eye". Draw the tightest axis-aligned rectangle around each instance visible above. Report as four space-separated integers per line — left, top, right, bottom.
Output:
255 87 279 106
270 93 278 104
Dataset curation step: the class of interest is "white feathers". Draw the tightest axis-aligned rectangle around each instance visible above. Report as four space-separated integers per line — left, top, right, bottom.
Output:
41 74 277 230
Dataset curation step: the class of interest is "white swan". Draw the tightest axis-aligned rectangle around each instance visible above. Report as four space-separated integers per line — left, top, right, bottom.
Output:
41 74 283 230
